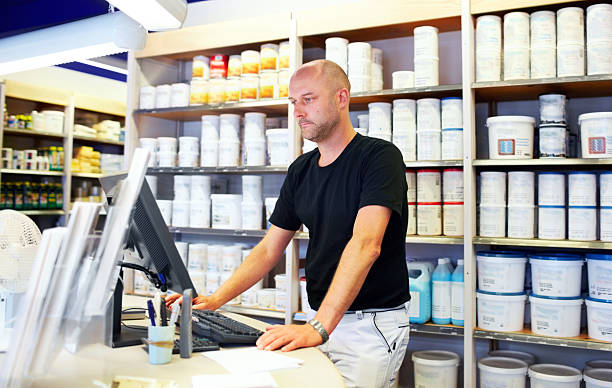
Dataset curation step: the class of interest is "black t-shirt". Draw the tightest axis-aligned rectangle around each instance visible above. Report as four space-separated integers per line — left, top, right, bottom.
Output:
270 133 410 311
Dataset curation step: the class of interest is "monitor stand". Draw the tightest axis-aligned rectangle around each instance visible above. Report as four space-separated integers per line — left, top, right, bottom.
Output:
110 270 147 348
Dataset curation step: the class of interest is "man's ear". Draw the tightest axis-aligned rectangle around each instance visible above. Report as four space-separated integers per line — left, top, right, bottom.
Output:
337 88 350 110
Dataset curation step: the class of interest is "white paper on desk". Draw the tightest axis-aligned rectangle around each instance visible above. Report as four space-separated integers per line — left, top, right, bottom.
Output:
202 348 303 374
192 372 278 388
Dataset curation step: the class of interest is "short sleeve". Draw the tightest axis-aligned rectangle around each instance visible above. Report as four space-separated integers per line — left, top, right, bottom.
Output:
269 165 302 231
358 143 406 216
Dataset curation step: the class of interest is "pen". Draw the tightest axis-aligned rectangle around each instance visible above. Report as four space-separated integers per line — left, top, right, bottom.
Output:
160 297 168 326
169 300 180 327
147 299 156 326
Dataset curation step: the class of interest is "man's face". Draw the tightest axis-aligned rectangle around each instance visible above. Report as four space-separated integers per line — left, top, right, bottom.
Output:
288 70 340 143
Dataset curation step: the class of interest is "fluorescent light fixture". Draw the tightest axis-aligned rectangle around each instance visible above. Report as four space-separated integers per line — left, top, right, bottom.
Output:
0 12 146 76
106 0 187 31
77 58 128 75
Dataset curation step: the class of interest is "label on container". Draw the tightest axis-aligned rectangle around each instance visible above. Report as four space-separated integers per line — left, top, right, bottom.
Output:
588 137 609 155
451 281 464 321
533 304 561 334
432 281 451 319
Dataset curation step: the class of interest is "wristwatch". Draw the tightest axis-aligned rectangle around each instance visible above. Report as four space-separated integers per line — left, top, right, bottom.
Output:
307 319 330 344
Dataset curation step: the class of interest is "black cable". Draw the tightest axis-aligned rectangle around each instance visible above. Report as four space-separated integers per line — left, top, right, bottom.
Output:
121 321 148 331
117 261 167 292
122 307 146 313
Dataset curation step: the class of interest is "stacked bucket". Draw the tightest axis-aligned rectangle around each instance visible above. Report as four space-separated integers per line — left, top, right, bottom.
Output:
587 4 612 75
416 98 441 160
392 99 417 161
557 7 585 77
503 12 530 80
507 172 535 238
441 97 463 160
530 11 556 79
538 172 566 239
479 171 506 237
368 102 392 141
442 169 464 237
568 172 597 241
475 15 502 81
347 42 372 93
413 26 439 87
416 169 442 236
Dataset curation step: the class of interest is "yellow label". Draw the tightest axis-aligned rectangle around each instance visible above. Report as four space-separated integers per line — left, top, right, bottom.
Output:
279 84 288 98
260 85 274 99
279 56 290 69
241 87 257 100
192 64 203 78
190 91 208 105
261 56 278 71
225 90 239 102
242 62 260 74
209 91 225 104
228 65 241 77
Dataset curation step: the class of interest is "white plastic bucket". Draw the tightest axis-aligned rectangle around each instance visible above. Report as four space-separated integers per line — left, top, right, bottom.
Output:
189 201 211 228
441 129 463 160
504 12 530 47
242 175 263 202
508 171 535 205
171 200 190 227
393 131 416 162
476 48 502 82
158 137 178 153
219 113 241 140
392 71 415 89
476 15 502 49
441 97 462 129
584 369 612 388
529 294 583 337
347 42 372 62
479 205 506 237
587 4 612 42
179 136 199 153
417 130 441 160
568 206 597 241
393 99 416 130
414 26 439 58
201 140 218 167
539 124 567 157
579 112 612 158
170 83 190 107
417 98 441 131
586 254 612 299
417 204 442 236
480 171 506 205
557 43 585 77
531 11 556 47
487 116 535 159
368 102 392 135
406 171 416 203
139 86 156 109
407 204 417 235
478 357 528 388
488 350 535 366
507 205 535 238
156 200 172 225
201 115 220 138
417 169 441 203
477 290 527 331
218 138 240 167
244 112 266 139
477 251 527 292
41 110 64 134
211 194 242 229
266 128 289 166
443 204 464 237
601 207 612 241
568 172 597 206
414 57 439 87
504 47 530 80
188 244 207 271
587 41 612 76
585 360 612 371
244 137 266 166
326 37 349 74
531 46 557 79
586 297 612 341
174 175 191 201
155 84 171 108
191 175 211 202
538 206 566 240
529 254 584 297
443 169 463 203
538 172 565 205
557 7 585 44
178 152 199 167
412 350 460 388
529 364 582 388
157 152 177 168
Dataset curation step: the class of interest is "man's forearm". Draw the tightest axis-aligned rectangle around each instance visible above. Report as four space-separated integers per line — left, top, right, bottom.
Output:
314 237 380 334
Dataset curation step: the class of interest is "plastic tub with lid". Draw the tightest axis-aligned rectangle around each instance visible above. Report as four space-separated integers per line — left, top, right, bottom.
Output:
584 368 612 388
528 364 582 388
477 290 527 332
529 294 583 337
586 297 612 341
488 350 536 366
586 254 612 299
478 356 528 388
585 360 612 371
412 350 460 388
487 116 535 159
477 251 527 293
579 112 612 158
529 254 584 297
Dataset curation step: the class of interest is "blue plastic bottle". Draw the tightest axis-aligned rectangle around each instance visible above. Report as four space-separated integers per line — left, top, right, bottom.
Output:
407 262 432 324
432 258 452 324
451 259 465 326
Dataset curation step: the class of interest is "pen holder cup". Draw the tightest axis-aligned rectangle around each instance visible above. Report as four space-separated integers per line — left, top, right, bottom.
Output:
147 324 175 364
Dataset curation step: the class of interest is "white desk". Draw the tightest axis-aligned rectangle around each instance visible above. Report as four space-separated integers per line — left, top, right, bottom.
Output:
10 296 345 388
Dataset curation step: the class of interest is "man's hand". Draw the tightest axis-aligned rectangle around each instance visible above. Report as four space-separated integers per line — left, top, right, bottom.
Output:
164 293 220 310
256 323 323 352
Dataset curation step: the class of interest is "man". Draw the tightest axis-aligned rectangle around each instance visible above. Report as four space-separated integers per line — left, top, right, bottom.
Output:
167 59 410 388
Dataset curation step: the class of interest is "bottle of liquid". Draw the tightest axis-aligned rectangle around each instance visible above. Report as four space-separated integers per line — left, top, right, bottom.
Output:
432 258 452 324
451 259 465 327
406 261 433 324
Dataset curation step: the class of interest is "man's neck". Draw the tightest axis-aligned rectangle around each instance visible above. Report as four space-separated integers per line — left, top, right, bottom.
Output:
317 121 355 167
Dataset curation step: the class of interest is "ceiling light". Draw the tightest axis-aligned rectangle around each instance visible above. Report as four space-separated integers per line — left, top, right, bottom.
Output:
0 12 146 76
106 0 187 31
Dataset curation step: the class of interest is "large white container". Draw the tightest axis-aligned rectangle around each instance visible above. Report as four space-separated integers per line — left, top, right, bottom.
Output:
241 200 263 230
478 357 528 388
477 251 527 293
538 172 565 205
504 12 530 47
480 171 507 205
477 290 527 331
487 116 535 159
201 140 219 167
242 175 263 203
171 200 190 227
443 204 464 237
417 98 441 131
157 152 176 167
412 350 460 388
530 294 583 337
586 297 612 341
393 131 417 162
179 136 199 154
368 102 392 135
508 171 535 205
417 130 441 161
417 204 442 236
417 169 441 203
218 138 240 167
529 364 582 388
568 206 597 241
244 112 266 139
538 206 566 240
601 207 612 242
157 137 178 153
584 369 612 388
174 175 191 201
266 128 289 166
557 43 585 77
587 41 612 76
539 90 567 119
441 129 463 160
488 350 536 366
170 83 190 107
529 254 584 297
348 42 372 61
42 110 65 134
568 172 597 206
211 194 242 229
504 47 530 80
587 4 612 42
139 86 156 109
155 84 171 108
531 46 557 79
476 48 502 82
539 124 567 157
531 11 556 47
219 113 241 140
507 205 535 238
579 112 612 158
189 200 211 228
414 57 439 87
441 97 462 129
557 7 585 45
188 243 207 271
191 175 212 201
477 15 502 49
586 254 612 299
479 205 506 237
201 115 220 138
414 26 439 58
393 99 416 130
245 137 266 166
443 168 463 203
392 71 415 89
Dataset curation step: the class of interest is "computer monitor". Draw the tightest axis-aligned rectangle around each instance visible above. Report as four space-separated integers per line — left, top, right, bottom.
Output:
99 173 196 347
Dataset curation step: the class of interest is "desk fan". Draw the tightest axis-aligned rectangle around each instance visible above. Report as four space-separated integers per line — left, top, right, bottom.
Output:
0 210 41 351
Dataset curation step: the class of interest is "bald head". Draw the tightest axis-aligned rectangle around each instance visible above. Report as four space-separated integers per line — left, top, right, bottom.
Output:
292 59 351 96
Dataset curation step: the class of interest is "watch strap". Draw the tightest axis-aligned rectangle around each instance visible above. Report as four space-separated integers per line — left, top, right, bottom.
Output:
307 319 329 344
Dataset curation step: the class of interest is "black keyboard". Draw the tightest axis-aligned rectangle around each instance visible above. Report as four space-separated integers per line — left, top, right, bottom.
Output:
172 337 219 354
191 309 264 344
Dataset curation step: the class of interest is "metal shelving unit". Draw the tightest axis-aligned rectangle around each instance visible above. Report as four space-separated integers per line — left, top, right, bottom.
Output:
3 128 65 139
73 134 124 147
147 166 288 175
71 172 103 179
19 210 65 216
1 168 64 176
473 237 612 250
296 232 464 245
473 159 612 167
474 329 612 352
169 227 267 238
406 160 463 168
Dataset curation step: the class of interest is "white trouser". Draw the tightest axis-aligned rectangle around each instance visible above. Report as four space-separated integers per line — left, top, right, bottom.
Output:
308 303 411 388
